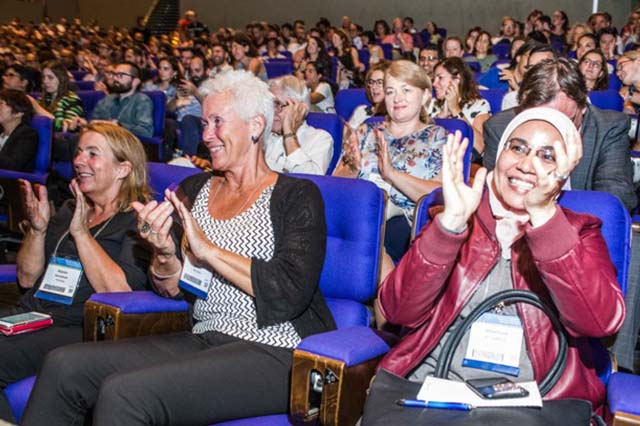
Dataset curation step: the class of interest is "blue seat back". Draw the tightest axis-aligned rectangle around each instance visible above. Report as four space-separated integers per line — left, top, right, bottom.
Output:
306 112 343 175
380 43 393 60
335 88 370 122
147 162 201 201
30 116 53 174
492 42 511 59
264 60 293 78
434 118 474 181
73 81 95 91
78 90 106 118
588 89 624 112
608 72 622 91
480 89 506 114
357 49 370 71
290 174 385 328
144 90 165 137
466 61 481 73
71 70 88 81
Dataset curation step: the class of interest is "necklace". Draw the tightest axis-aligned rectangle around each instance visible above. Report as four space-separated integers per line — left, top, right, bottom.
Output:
210 176 269 218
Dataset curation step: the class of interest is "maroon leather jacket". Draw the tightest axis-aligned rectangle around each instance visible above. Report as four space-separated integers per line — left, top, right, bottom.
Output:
378 194 626 408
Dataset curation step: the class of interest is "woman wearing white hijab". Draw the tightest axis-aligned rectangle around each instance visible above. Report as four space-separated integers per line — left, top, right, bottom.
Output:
375 107 625 410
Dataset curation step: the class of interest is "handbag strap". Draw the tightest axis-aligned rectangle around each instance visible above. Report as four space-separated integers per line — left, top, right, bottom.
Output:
433 289 568 396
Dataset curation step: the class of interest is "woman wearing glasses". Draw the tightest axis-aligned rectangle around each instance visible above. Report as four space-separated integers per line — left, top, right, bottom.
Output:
374 107 624 412
348 61 389 129
334 60 446 267
578 49 609 91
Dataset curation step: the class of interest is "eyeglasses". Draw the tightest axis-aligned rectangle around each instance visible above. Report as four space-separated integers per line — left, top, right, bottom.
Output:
617 61 631 72
105 71 134 79
504 138 556 164
366 79 384 87
274 100 289 111
419 55 438 62
581 58 602 69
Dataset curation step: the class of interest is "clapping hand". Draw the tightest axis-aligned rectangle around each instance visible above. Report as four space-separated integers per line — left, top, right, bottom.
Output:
439 131 487 232
68 179 91 238
166 189 214 265
524 130 582 226
131 197 176 260
19 179 50 235
375 128 396 183
341 127 362 171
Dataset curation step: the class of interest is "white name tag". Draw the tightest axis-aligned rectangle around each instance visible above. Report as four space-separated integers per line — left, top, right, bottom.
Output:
34 257 83 305
462 313 524 376
178 254 213 299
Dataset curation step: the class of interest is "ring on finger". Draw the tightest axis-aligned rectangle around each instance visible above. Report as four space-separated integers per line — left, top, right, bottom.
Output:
552 171 569 182
140 222 151 233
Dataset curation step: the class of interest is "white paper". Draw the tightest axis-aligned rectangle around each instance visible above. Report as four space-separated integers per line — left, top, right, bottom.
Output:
416 377 543 408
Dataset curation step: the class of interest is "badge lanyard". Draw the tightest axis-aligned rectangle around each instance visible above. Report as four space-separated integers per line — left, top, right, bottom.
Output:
35 214 116 305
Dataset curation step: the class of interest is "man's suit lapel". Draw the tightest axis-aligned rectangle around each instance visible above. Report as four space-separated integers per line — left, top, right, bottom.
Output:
572 106 597 190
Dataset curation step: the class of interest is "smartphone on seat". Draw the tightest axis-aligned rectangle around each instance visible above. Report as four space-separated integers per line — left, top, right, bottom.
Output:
465 377 529 399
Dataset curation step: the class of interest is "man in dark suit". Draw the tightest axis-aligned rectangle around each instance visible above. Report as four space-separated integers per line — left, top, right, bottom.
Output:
483 57 637 212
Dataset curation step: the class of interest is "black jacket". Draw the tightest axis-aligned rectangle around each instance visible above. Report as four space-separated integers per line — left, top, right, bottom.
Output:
0 122 39 172
178 172 337 340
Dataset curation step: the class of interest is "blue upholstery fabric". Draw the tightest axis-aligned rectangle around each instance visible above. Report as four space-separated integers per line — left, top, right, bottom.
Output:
357 49 370 71
588 89 624 112
325 298 370 329
77 90 106 118
264 60 293 78
147 162 201 202
0 264 16 282
214 415 294 425
137 90 167 160
71 71 89 81
290 174 384 303
297 327 390 367
335 88 370 121
5 375 36 422
608 372 640 415
480 89 506 114
492 43 511 59
89 291 189 313
0 116 53 184
73 81 95 91
304 112 343 175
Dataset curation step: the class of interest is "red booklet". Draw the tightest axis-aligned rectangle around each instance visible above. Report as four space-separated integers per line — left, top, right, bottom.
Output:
0 312 53 336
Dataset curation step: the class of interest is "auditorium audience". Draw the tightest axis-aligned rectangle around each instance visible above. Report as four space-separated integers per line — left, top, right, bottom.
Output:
465 30 497 72
429 57 491 157
143 57 181 105
334 60 446 263
332 29 365 89
417 44 440 80
231 33 268 82
303 61 336 113
0 122 150 423
20 70 335 426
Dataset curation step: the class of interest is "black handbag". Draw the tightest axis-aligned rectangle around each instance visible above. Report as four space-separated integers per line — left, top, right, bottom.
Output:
362 290 602 426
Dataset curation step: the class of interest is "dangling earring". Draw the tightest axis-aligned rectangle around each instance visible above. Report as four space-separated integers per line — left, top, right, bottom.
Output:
251 135 259 143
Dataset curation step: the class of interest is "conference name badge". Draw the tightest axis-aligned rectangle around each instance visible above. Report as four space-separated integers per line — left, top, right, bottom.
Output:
178 253 213 300
34 256 83 305
462 313 524 376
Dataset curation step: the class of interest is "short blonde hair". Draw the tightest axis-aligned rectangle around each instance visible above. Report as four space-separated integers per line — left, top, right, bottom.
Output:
386 60 433 123
80 122 150 210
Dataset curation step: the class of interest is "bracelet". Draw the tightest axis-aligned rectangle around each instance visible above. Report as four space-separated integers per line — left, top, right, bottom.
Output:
150 263 181 280
283 132 296 140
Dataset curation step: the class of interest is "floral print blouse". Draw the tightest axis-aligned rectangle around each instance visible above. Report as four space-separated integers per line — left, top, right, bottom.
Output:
355 122 446 222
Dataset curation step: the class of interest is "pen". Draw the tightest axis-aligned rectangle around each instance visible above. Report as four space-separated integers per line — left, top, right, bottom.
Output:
395 399 473 411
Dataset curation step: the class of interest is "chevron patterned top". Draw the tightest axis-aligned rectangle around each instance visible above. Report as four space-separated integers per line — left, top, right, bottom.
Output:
191 178 301 349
